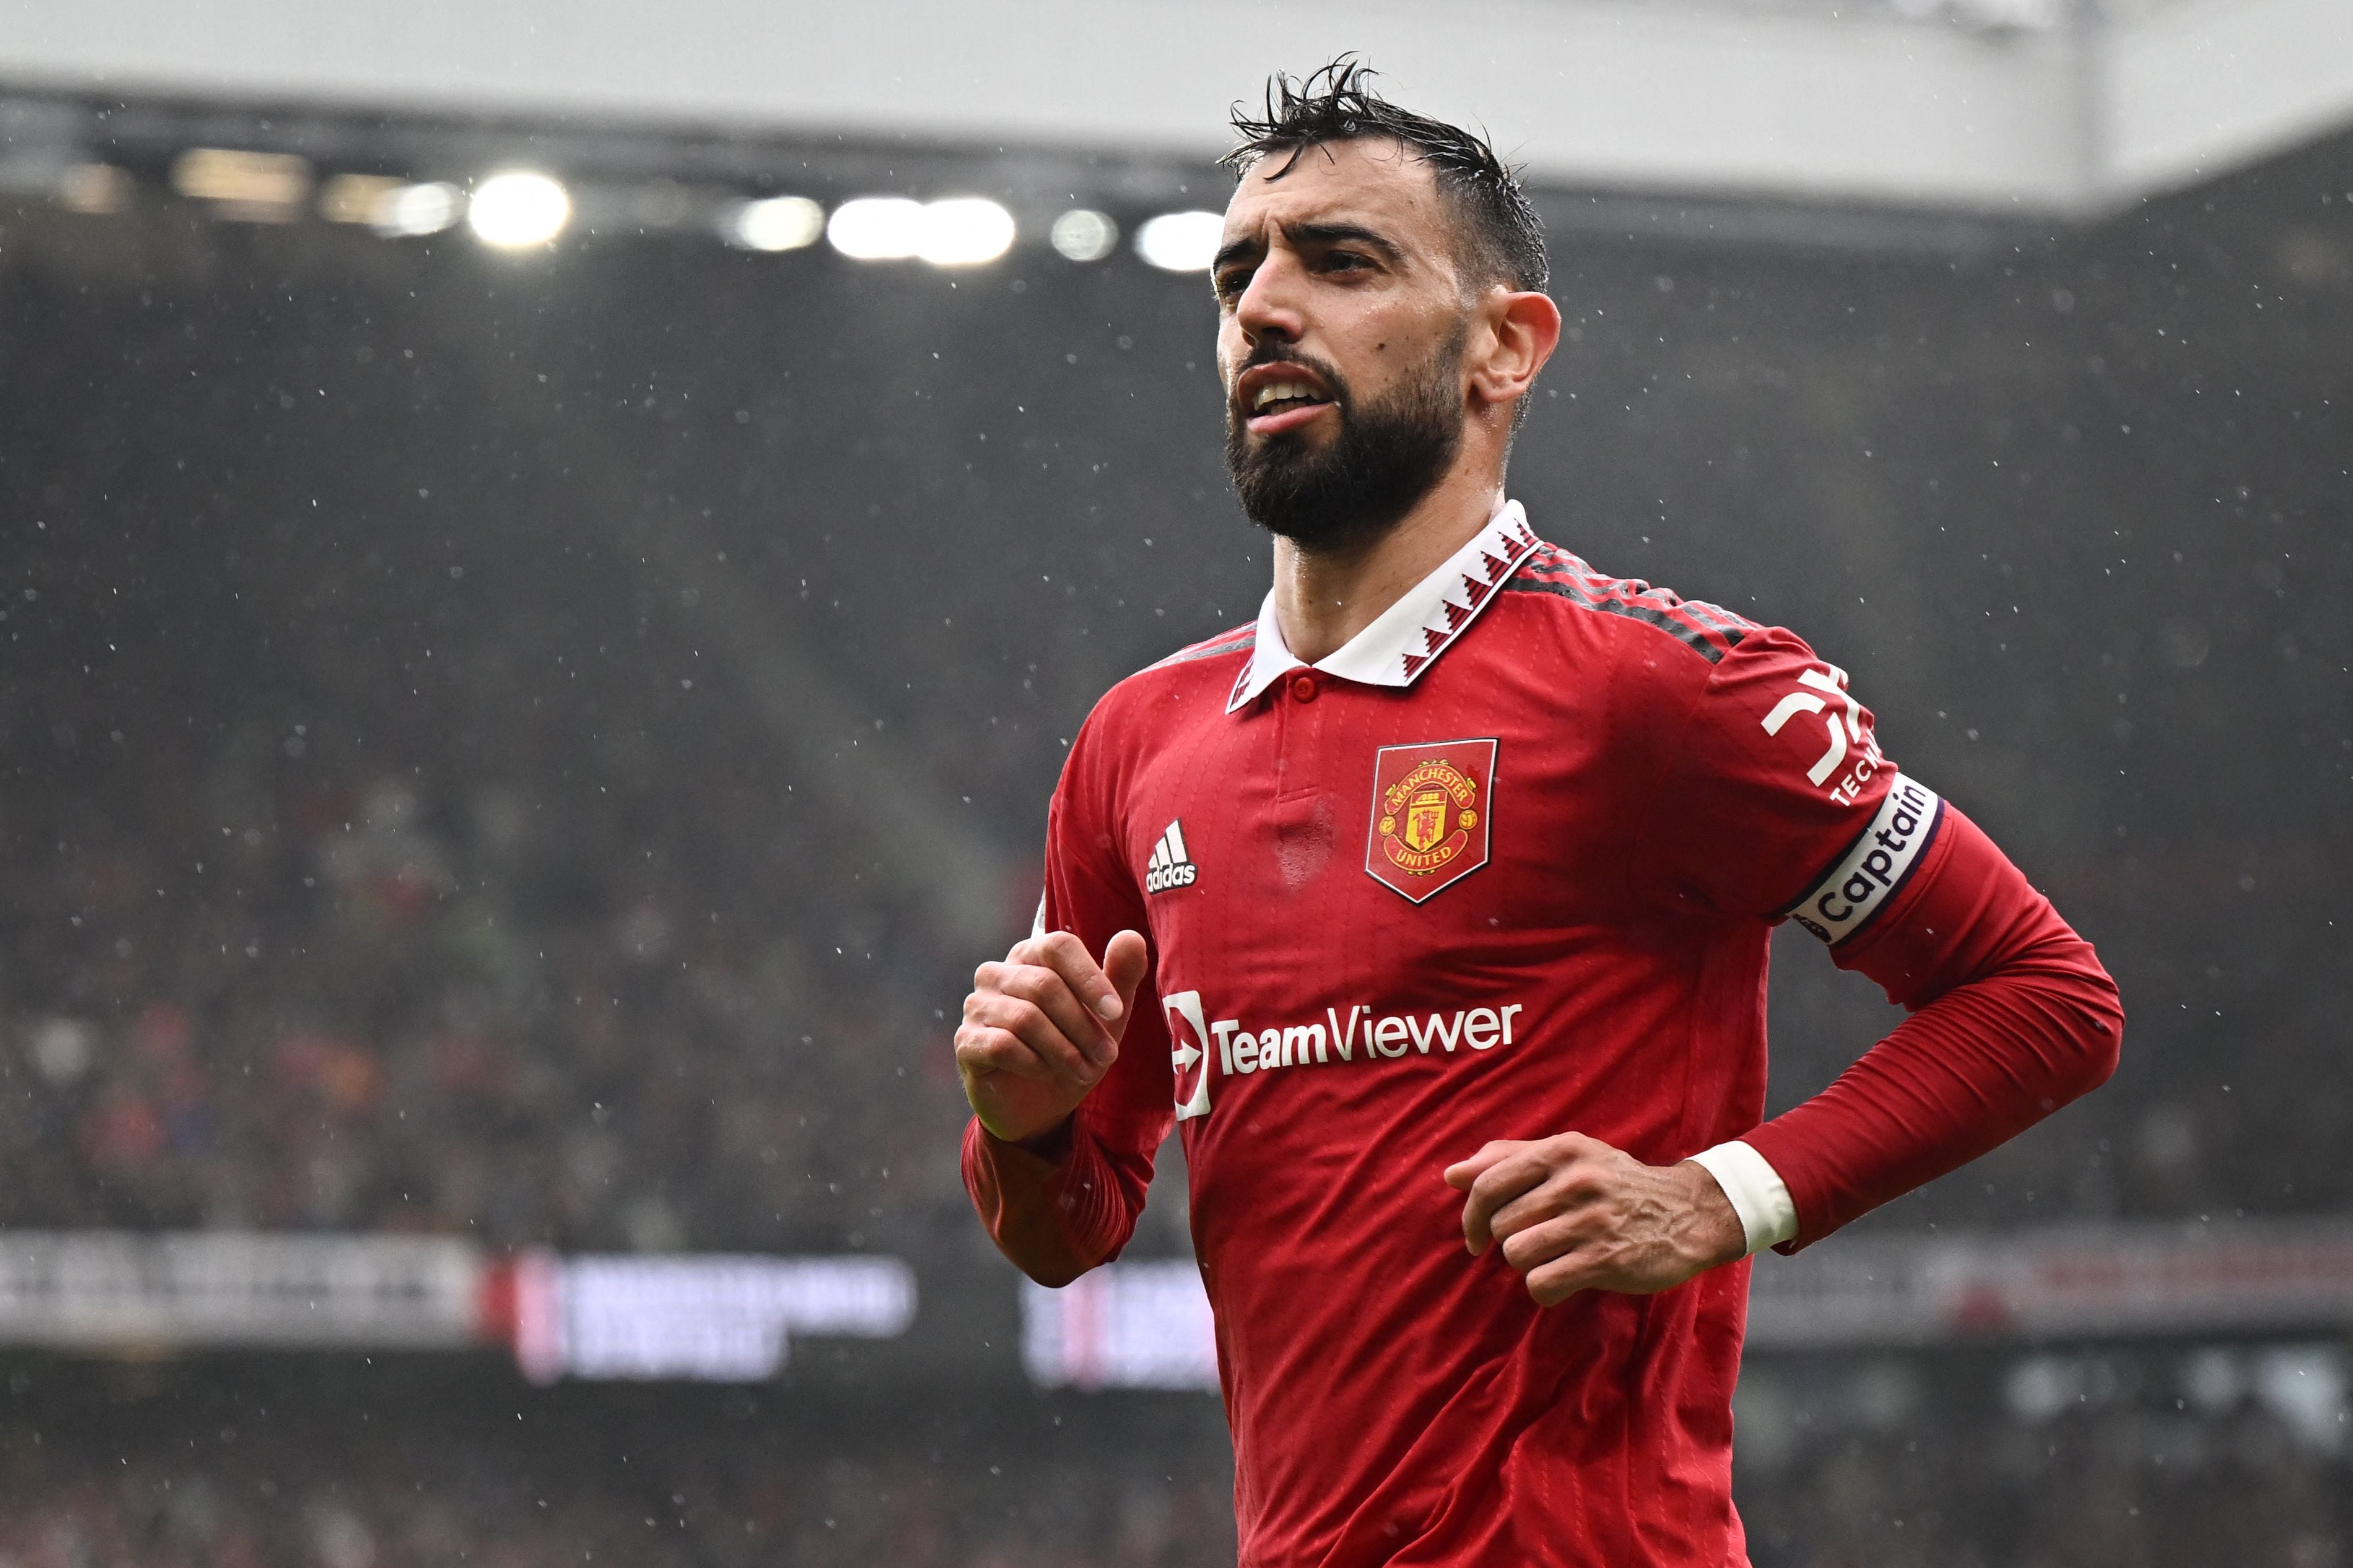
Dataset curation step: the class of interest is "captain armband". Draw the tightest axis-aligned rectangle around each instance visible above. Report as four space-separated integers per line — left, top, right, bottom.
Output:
1783 774 1945 945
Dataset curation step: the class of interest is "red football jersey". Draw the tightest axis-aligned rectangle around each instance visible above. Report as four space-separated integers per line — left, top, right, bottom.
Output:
964 504 2120 1566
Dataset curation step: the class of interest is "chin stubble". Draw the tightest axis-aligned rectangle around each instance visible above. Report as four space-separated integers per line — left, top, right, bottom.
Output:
1224 326 1468 553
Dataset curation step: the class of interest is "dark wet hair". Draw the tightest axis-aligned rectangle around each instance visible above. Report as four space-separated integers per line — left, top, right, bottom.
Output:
1222 58 1549 297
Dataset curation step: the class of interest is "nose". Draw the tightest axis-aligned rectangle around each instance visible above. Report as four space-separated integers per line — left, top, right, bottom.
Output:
1232 249 1307 347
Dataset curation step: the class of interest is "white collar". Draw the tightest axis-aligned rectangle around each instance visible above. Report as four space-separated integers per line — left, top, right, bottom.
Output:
1226 500 1541 714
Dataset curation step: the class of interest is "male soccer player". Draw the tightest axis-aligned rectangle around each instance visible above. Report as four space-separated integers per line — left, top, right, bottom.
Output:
955 63 2121 1567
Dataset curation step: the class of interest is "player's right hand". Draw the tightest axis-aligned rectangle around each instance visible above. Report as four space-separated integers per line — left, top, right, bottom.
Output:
956 929 1149 1147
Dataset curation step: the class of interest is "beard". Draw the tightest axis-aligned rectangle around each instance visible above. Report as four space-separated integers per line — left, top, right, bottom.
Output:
1224 326 1468 554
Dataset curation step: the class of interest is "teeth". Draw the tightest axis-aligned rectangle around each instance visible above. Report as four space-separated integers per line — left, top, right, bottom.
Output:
1251 379 1319 412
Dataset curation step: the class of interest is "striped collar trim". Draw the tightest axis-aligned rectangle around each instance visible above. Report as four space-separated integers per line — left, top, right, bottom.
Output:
1226 500 1541 714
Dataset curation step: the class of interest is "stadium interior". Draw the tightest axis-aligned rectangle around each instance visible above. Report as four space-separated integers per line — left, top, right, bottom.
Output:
0 1 2348 1561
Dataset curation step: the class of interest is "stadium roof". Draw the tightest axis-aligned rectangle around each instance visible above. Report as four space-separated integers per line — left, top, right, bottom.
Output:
0 0 2344 218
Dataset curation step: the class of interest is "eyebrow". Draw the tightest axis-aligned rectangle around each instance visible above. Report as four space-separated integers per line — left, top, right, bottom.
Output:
1212 220 1407 278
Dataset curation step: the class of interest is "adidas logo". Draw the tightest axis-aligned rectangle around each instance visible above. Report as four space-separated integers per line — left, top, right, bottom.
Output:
1144 820 1198 894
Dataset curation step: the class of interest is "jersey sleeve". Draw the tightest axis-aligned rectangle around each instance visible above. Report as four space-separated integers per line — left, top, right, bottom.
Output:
1638 626 2123 1250
960 702 1176 1287
1742 804 2123 1249
1637 624 1936 930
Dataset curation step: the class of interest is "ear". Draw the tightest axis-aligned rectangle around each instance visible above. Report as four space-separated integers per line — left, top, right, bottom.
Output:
1465 288 1563 418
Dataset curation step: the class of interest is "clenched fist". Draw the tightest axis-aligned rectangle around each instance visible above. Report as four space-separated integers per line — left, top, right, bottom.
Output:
955 929 1149 1146
1443 1133 1746 1307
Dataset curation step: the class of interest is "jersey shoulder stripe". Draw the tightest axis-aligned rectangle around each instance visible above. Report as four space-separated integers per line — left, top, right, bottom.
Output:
1502 545 1754 665
1144 624 1257 672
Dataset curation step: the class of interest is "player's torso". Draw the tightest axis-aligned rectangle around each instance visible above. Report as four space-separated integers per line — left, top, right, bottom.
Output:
1108 592 1767 1562
1128 596 1754 1214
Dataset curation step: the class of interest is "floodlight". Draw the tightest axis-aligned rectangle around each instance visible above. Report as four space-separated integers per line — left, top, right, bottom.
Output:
376 182 463 237
918 198 1016 267
319 173 404 225
728 195 825 252
828 196 1018 266
1135 210 1224 272
1049 210 1118 262
56 164 131 217
468 172 570 248
171 148 311 222
827 197 926 260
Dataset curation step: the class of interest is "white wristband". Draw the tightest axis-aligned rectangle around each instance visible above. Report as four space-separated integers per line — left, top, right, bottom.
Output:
1687 1140 1799 1255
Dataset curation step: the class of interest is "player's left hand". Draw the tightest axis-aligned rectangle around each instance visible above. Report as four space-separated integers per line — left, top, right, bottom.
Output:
1443 1133 1747 1307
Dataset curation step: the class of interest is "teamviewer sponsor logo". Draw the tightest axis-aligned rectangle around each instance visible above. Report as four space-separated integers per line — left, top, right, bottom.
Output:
1144 820 1198 894
1156 989 1529 1115
1214 1003 1526 1073
1156 994 1529 1109
1787 773 1944 945
1164 990 1212 1120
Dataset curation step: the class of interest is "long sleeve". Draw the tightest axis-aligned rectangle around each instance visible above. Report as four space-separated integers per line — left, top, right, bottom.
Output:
1741 804 2123 1250
1632 626 2123 1252
960 707 1176 1286
961 1115 1159 1287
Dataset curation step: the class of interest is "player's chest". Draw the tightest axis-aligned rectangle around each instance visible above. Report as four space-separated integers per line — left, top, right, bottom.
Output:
1120 669 1637 967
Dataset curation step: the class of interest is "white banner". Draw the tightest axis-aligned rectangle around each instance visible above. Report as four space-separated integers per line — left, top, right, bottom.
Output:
0 1231 477 1349
0 1233 920 1379
1022 1261 1218 1392
515 1254 917 1384
1746 1219 2353 1348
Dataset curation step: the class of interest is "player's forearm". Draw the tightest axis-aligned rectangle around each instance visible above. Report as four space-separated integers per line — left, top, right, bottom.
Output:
1744 944 2120 1247
1743 806 2123 1249
960 1115 1144 1287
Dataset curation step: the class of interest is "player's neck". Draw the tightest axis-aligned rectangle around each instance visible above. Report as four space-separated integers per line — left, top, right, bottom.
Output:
1268 462 1505 667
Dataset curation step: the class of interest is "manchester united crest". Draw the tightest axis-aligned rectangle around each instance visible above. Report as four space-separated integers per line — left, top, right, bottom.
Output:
1365 739 1497 903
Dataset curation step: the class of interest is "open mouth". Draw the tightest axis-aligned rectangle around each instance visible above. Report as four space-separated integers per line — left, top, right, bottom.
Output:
1251 380 1329 417
1238 365 1337 434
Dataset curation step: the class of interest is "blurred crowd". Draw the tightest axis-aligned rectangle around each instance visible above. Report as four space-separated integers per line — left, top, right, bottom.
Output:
2 142 2346 1263
1741 1400 2346 1568
0 1428 1237 1567
0 1374 1238 1568
0 97 2346 1568
1737 1346 2350 1567
0 565 2334 1254
0 1350 2340 1568
0 1437 1239 1568
0 612 976 1255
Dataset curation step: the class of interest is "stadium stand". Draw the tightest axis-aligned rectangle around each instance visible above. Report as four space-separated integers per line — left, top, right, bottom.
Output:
0 90 2344 1566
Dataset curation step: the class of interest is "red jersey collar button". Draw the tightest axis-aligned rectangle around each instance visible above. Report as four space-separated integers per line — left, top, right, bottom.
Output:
1289 674 1319 703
